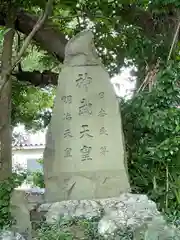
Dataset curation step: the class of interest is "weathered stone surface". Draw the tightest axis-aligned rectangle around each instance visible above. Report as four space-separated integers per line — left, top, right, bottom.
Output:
22 187 45 211
0 231 25 240
39 199 102 224
44 30 130 202
37 193 177 239
145 217 180 240
10 190 32 240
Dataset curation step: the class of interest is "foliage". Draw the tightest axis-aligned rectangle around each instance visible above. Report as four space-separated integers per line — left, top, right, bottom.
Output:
1 0 180 225
12 81 54 129
13 0 179 77
164 210 180 227
34 216 180 239
0 29 53 129
0 169 27 229
39 0 171 77
1 0 46 12
3 0 180 129
12 46 55 129
31 171 45 188
35 217 105 240
0 26 55 130
11 0 180 214
121 62 180 212
31 159 45 188
35 220 73 240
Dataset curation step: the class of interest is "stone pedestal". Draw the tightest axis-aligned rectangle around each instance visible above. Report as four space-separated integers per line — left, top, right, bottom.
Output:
44 30 130 202
10 190 32 240
37 193 178 239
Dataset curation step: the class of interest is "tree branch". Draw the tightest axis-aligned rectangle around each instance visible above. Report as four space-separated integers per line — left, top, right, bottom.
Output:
167 13 180 62
0 4 176 66
0 3 178 90
12 0 54 72
115 4 176 39
13 70 58 86
0 0 54 96
0 9 67 62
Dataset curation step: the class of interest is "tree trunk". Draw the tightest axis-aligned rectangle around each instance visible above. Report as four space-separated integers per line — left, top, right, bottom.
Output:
0 14 15 181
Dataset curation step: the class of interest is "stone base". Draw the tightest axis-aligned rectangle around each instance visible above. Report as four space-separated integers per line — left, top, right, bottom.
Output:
45 170 130 202
9 192 180 239
37 193 179 239
0 231 25 240
10 188 45 240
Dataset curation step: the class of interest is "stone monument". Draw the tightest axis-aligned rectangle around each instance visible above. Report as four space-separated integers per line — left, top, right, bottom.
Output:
44 30 130 202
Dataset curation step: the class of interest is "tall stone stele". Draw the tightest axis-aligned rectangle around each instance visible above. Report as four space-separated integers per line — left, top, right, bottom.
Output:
44 30 130 202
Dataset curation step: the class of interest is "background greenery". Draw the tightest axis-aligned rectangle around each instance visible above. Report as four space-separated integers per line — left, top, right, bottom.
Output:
0 0 180 229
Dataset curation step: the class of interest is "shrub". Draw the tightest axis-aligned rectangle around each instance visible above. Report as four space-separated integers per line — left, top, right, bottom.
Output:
121 64 180 212
29 158 45 188
0 168 27 229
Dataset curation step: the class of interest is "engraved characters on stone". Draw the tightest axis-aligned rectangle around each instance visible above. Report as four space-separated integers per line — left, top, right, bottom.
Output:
64 148 72 158
76 73 92 92
63 113 72 121
61 95 72 104
100 146 109 156
80 145 92 161
98 108 107 117
64 129 73 139
79 98 92 116
100 127 108 136
80 124 93 138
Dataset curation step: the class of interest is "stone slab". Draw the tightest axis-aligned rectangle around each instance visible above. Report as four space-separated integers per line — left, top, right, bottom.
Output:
44 30 130 202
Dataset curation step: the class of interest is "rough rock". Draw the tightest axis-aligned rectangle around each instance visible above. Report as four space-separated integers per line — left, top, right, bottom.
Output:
10 190 32 240
0 231 25 240
38 193 175 238
39 199 102 223
145 216 180 240
23 187 45 211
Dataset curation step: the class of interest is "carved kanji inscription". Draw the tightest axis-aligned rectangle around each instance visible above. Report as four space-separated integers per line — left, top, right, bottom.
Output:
100 146 109 156
100 127 108 136
80 145 92 161
98 108 107 117
79 98 92 116
76 73 92 92
61 95 72 104
64 129 73 139
64 148 72 158
80 124 93 138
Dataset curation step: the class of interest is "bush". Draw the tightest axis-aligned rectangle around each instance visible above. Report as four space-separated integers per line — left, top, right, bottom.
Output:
28 158 45 188
0 168 27 229
121 64 180 212
31 170 45 188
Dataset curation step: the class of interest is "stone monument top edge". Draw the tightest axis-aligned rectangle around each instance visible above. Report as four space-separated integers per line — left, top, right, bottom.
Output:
64 30 101 65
